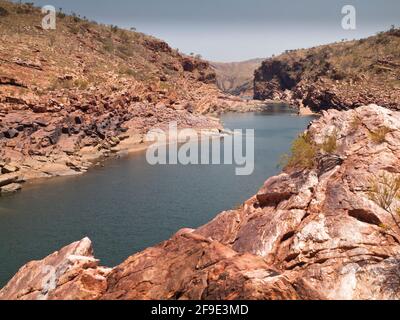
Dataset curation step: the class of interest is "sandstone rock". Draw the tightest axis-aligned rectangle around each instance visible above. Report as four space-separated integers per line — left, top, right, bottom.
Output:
1 164 19 174
0 238 111 300
0 183 22 194
4 129 19 139
0 173 19 187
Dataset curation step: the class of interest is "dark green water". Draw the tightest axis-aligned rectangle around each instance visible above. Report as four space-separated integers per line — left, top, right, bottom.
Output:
0 106 315 287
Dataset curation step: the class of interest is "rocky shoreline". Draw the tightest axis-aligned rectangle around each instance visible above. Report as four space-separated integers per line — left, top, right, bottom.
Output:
1 0 266 196
2 105 400 300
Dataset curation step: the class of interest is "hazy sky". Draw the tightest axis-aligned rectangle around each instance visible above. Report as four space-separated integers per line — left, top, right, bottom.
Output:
26 0 400 61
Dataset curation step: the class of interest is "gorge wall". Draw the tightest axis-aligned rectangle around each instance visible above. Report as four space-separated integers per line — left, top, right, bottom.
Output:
254 29 400 112
211 58 263 97
2 105 400 300
0 0 252 194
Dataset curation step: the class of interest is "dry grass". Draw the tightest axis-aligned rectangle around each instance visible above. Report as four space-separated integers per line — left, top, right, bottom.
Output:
368 172 400 230
369 127 391 144
321 130 338 154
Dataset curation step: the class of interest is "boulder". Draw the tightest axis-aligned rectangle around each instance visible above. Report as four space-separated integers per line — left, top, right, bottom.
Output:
1 164 19 174
0 183 22 194
0 173 19 187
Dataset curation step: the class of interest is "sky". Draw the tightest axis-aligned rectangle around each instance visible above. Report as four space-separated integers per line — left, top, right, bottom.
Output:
25 0 400 62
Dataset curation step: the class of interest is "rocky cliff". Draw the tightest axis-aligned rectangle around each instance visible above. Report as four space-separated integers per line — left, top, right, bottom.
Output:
0 0 254 194
2 105 400 300
254 29 400 113
211 58 263 97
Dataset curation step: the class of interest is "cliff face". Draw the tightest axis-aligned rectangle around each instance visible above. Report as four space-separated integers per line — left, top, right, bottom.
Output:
0 0 256 192
254 29 400 112
2 105 400 300
211 59 263 97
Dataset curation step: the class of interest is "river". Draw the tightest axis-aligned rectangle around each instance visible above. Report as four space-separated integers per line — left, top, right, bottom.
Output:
0 105 315 286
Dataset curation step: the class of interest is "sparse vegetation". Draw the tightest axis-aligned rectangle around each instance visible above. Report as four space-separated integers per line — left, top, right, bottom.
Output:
0 5 9 16
281 132 317 170
15 2 34 14
48 78 89 91
368 172 400 230
254 26 400 108
118 67 137 78
116 44 134 58
350 115 363 131
281 130 340 170
101 37 114 53
321 130 338 154
73 78 89 90
369 127 391 144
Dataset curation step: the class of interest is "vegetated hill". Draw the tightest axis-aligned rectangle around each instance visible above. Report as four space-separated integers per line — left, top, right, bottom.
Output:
0 0 251 190
211 58 264 97
254 29 400 112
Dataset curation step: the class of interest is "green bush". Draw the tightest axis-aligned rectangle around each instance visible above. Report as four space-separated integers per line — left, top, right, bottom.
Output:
281 132 317 170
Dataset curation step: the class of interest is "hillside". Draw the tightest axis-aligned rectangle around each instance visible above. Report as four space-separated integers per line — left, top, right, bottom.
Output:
0 0 251 192
211 58 263 97
254 29 400 112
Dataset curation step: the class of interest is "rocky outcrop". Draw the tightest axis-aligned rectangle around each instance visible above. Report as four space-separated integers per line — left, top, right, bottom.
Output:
2 105 400 300
0 0 258 192
211 58 264 97
0 238 111 300
254 29 400 112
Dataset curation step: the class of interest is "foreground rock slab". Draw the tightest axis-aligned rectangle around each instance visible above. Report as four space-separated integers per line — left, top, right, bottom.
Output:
2 105 400 300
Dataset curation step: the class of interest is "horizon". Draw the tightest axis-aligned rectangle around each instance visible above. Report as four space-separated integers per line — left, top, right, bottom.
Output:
18 0 400 62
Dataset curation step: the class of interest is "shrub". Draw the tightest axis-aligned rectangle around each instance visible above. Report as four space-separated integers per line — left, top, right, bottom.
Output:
281 132 317 170
369 127 391 144
48 78 73 90
73 79 89 90
368 172 400 230
15 3 34 14
118 67 137 77
0 6 9 17
102 38 114 53
321 130 338 154
116 44 134 57
110 25 119 33
368 173 400 211
48 78 89 90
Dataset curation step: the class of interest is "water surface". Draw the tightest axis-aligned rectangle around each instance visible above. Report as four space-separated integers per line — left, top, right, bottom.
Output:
0 106 315 286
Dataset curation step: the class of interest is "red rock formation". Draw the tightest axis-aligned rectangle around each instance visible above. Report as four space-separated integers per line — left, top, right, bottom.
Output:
0 0 257 193
2 105 400 300
254 30 400 112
